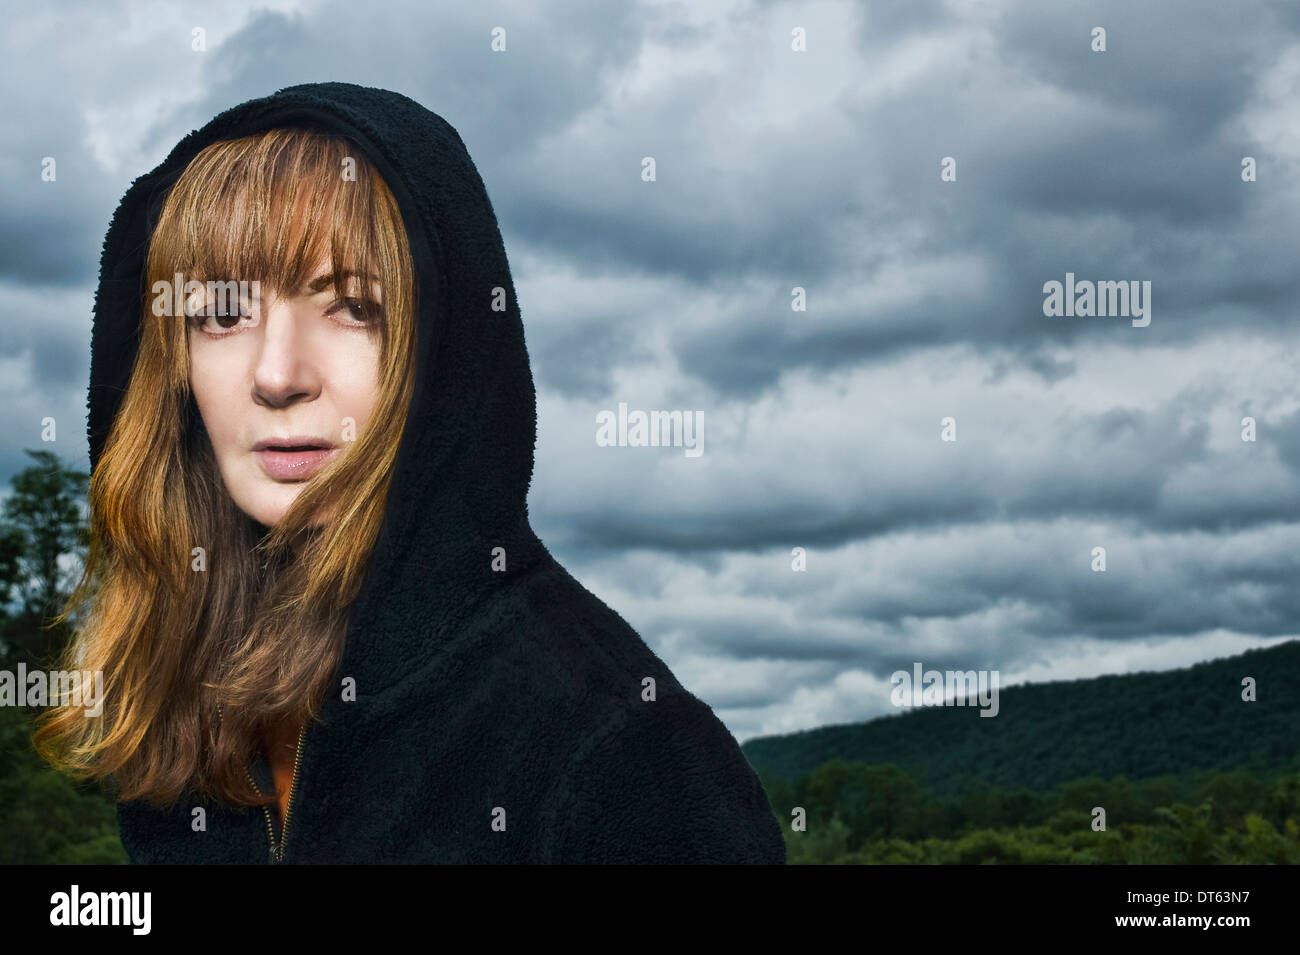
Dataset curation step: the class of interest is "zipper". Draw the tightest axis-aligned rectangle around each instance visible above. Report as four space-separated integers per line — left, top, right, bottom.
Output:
217 701 306 864
246 723 307 864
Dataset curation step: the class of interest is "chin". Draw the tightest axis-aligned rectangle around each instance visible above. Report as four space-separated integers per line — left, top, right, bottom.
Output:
235 486 298 528
250 496 337 531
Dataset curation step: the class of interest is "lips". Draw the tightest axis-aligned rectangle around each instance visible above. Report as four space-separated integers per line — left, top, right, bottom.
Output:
252 436 339 481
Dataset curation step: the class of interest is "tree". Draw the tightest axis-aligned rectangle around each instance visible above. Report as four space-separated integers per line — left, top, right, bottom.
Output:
0 449 89 665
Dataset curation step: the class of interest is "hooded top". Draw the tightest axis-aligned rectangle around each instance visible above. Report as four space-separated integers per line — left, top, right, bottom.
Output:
92 82 785 864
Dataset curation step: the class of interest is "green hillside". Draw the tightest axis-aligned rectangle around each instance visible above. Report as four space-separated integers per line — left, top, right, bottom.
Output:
742 640 1300 796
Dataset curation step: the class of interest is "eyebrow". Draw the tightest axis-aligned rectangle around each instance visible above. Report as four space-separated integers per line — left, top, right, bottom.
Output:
303 270 381 295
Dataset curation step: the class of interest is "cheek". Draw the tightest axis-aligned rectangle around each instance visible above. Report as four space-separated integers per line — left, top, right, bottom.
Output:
188 341 244 445
331 340 383 428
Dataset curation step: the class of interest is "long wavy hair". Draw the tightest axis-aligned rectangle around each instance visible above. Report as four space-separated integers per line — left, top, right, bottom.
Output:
33 126 418 809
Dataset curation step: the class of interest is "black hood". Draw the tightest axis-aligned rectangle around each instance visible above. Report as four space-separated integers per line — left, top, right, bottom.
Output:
98 82 786 864
88 81 548 694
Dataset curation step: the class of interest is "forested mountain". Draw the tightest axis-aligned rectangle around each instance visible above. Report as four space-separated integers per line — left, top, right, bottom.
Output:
743 640 1299 795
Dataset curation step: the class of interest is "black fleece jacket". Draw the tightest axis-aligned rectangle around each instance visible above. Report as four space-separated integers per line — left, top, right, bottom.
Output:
91 82 785 864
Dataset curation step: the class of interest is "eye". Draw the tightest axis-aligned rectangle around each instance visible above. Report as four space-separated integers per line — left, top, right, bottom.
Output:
327 297 384 326
189 300 257 335
191 314 255 335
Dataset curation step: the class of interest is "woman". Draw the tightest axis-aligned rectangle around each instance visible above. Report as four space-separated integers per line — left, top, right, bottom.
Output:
35 82 786 864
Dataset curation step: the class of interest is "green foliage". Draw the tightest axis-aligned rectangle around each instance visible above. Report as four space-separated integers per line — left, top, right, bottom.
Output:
0 703 127 864
0 450 123 864
752 640 1300 862
0 449 89 667
772 758 1300 865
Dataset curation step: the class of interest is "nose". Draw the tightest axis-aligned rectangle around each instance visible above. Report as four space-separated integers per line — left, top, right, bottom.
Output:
251 291 321 408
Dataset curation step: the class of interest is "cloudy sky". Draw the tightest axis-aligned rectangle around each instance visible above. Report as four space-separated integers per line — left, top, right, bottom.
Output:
3 0 1299 743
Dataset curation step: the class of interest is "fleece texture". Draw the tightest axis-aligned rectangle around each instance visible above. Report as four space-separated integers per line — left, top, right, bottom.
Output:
93 82 786 864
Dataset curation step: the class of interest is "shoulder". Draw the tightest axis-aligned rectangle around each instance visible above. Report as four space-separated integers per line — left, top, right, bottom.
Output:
483 554 786 863
490 553 687 702
544 691 787 864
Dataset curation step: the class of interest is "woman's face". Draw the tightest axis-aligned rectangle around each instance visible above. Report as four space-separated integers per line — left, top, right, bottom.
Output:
187 255 383 528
